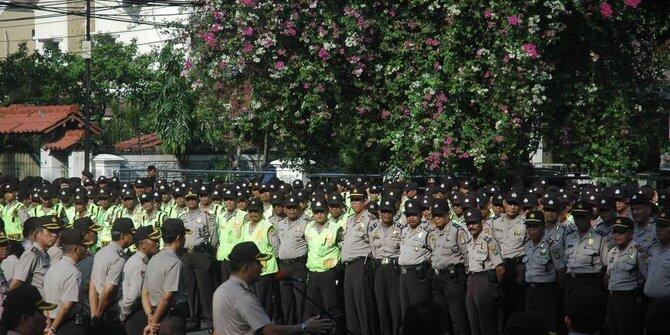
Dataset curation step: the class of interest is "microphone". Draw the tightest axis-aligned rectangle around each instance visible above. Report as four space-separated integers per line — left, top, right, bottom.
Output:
275 270 305 283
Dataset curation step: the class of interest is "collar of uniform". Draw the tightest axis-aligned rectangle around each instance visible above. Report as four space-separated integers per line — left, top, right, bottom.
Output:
137 250 149 263
110 241 124 252
63 255 77 266
230 274 253 291
162 246 178 258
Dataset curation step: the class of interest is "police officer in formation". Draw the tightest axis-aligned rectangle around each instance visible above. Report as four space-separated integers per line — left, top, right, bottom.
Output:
4 173 670 335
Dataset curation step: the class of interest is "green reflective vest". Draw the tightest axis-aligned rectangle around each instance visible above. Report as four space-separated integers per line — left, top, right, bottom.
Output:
167 205 188 219
72 203 102 227
2 201 25 240
98 205 122 247
141 210 166 228
216 209 247 261
305 221 342 273
241 218 278 275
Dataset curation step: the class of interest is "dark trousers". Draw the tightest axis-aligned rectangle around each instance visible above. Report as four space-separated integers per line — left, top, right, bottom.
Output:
220 259 231 283
182 250 214 325
525 282 559 334
373 262 402 335
158 315 186 335
254 273 278 319
124 310 147 335
607 291 645 335
432 266 469 335
565 272 605 308
344 258 380 335
501 258 525 323
306 268 343 324
466 272 501 335
279 258 308 324
399 263 432 314
93 309 124 335
57 316 92 335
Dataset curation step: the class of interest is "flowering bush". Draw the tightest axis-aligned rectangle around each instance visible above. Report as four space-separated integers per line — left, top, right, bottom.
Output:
185 0 667 180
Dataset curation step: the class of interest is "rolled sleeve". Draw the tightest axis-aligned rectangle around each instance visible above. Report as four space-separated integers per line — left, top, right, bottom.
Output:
12 252 36 282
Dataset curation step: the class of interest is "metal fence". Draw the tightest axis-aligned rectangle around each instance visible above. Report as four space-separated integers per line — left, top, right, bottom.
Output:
0 153 40 179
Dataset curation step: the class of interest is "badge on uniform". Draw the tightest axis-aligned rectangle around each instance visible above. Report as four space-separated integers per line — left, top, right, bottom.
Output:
417 232 423 239
588 238 594 245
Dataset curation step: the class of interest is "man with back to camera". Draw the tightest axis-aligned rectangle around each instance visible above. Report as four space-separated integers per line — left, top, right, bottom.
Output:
212 241 333 335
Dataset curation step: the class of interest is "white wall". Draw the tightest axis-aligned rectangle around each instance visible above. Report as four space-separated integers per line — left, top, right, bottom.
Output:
40 149 67 181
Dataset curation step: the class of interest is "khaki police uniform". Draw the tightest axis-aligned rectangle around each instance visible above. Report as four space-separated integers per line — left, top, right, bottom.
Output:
370 216 402 335
606 241 647 335
212 275 273 335
490 211 527 320
564 225 609 307
398 222 433 314
466 233 503 335
523 235 562 334
276 212 309 325
341 206 379 335
120 250 150 335
43 255 89 334
180 207 216 328
12 242 50 295
143 247 185 334
90 241 127 332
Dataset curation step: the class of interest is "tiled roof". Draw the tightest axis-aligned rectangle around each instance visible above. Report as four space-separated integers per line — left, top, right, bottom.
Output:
0 104 101 134
114 133 162 151
42 129 85 151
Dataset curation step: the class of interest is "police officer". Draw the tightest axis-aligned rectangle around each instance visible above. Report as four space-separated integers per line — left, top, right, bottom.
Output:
304 196 344 325
198 184 222 222
564 200 609 306
523 210 561 334
371 197 402 335
644 207 670 334
73 193 100 225
596 195 616 249
72 217 101 315
630 193 658 252
429 198 469 335
29 188 65 220
398 199 433 314
142 218 190 335
267 192 286 226
276 192 309 324
180 190 215 330
120 189 143 227
43 228 90 335
605 217 647 335
120 226 161 335
327 193 349 229
341 186 379 335
2 183 30 241
541 195 567 288
96 189 121 248
241 197 279 318
490 190 527 320
9 215 61 294
89 217 134 334
167 186 188 219
140 193 166 228
216 189 247 282
212 241 334 335
465 209 504 335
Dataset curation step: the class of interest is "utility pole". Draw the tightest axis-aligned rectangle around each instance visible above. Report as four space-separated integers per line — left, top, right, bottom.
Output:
83 0 92 174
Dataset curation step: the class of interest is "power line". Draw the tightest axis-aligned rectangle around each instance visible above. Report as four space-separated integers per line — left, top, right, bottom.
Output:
1 25 172 42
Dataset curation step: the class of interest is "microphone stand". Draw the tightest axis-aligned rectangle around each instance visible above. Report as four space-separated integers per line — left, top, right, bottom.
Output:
285 280 357 335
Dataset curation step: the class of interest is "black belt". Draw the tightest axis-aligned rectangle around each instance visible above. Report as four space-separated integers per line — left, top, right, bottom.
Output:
399 262 430 274
278 255 307 264
527 282 555 288
434 263 465 276
373 257 398 266
186 243 212 253
568 272 602 279
343 256 367 266
505 256 524 265
609 290 642 296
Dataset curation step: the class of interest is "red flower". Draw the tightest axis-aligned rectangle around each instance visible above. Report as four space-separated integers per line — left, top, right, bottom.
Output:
599 2 613 18
522 43 539 58
507 15 520 26
624 0 641 8
275 61 285 70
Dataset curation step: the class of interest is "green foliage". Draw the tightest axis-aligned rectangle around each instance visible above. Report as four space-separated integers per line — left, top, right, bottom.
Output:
185 0 668 181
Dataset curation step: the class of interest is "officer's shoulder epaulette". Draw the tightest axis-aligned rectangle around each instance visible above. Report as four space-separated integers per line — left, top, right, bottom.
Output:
608 245 617 254
545 237 555 245
117 249 127 258
592 229 604 237
564 226 576 234
30 246 40 254
452 221 465 229
482 235 493 243
634 244 646 253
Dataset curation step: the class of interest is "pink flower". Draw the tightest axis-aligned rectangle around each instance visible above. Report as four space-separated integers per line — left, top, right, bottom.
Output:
240 0 254 6
318 48 329 60
275 61 285 70
242 27 254 37
282 21 297 36
494 135 505 143
425 38 440 47
599 2 613 18
303 83 310 89
522 43 539 58
243 42 253 53
212 11 223 21
200 32 216 47
380 110 391 119
434 61 442 71
507 15 520 26
484 10 492 18
503 54 511 63
211 24 223 33
624 0 641 7
183 59 193 71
